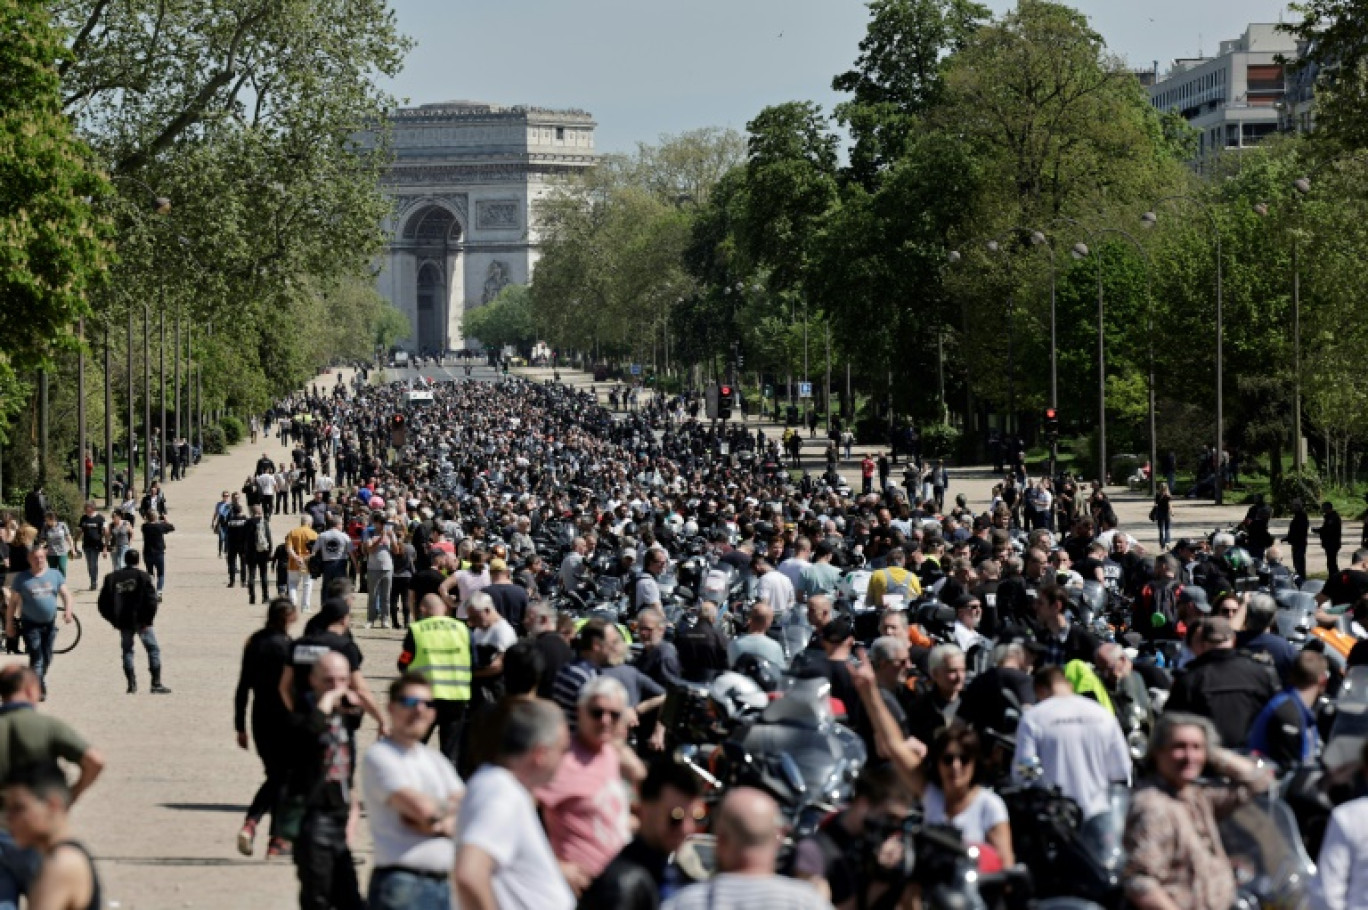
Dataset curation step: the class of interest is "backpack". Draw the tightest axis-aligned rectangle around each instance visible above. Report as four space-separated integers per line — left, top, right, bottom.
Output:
880 568 913 604
97 580 120 629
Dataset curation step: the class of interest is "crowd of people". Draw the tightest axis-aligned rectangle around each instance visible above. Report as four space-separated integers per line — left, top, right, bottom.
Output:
5 362 1368 910
217 369 1368 910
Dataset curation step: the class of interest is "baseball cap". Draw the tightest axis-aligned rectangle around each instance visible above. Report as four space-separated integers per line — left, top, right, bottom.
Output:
488 558 508 573
1177 587 1210 612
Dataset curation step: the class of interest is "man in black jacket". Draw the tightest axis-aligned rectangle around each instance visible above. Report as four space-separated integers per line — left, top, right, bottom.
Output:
223 503 249 589
1165 616 1279 748
243 505 273 605
578 760 703 909
97 551 170 694
1316 501 1343 575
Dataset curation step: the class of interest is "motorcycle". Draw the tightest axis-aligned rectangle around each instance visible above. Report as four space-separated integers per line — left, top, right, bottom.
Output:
712 676 867 839
1218 790 1317 910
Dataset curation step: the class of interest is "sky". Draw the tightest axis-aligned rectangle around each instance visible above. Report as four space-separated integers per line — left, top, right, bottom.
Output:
380 0 1294 154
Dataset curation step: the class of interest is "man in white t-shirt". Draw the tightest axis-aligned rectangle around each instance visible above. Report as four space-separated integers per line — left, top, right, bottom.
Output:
777 538 813 605
455 699 576 910
1012 665 1131 819
362 673 464 910
255 470 278 520
752 554 795 618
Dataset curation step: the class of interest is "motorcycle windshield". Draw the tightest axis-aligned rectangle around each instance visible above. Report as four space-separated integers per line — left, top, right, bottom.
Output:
1217 795 1315 906
1077 784 1130 873
1326 667 1368 769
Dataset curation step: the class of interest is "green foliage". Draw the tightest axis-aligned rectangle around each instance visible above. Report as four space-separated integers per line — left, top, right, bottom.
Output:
464 285 535 352
373 306 412 352
1286 1 1368 148
920 423 961 459
1272 469 1323 518
201 425 226 456
0 0 111 433
220 415 245 447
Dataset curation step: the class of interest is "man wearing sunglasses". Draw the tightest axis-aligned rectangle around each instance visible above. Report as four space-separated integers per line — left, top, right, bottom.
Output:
580 759 705 909
361 672 465 910
535 676 638 897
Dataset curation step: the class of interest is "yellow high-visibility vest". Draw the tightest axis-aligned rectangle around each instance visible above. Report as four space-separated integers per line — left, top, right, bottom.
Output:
408 616 472 702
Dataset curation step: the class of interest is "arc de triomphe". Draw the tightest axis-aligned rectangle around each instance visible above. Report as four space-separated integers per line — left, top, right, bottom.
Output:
367 101 597 353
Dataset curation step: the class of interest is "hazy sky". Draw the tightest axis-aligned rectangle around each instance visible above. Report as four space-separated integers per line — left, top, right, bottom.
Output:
381 0 1294 153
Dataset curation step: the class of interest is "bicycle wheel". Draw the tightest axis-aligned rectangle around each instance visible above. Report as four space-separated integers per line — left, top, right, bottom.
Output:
53 614 82 655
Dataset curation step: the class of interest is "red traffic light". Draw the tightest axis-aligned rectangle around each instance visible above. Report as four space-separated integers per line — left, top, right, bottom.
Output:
720 385 733 397
392 413 406 427
1044 408 1057 421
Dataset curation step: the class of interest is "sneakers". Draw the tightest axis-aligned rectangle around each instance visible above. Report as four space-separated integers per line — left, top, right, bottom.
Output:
266 837 291 858
237 821 256 856
126 679 137 694
150 683 172 694
364 621 373 629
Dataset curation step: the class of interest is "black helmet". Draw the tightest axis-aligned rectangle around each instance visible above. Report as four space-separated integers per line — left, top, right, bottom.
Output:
733 653 783 692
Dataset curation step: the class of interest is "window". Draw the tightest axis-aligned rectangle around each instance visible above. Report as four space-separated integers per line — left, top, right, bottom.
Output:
555 126 565 142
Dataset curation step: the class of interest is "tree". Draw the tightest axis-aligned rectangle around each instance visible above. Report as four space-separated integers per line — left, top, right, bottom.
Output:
464 285 535 352
833 0 989 187
1285 0 1368 148
0 0 111 434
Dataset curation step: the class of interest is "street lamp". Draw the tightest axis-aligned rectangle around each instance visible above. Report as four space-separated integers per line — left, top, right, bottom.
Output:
1141 195 1225 503
1259 153 1368 472
1064 228 1157 495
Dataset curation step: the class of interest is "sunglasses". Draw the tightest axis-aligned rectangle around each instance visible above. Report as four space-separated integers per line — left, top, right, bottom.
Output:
394 696 435 710
939 753 970 768
588 707 622 722
669 805 707 826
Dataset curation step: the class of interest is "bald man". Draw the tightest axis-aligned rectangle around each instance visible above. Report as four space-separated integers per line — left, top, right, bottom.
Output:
398 592 472 765
293 651 364 910
664 788 832 909
727 601 786 668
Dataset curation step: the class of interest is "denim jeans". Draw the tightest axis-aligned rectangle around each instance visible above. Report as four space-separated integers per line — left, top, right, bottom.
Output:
367 868 451 910
367 570 392 623
0 829 39 910
145 551 166 592
84 549 101 589
120 627 161 675
21 622 56 688
111 545 128 574
245 555 270 602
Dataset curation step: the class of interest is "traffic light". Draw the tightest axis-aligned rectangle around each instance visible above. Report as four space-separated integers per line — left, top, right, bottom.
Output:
719 385 733 420
1043 407 1059 439
390 413 407 446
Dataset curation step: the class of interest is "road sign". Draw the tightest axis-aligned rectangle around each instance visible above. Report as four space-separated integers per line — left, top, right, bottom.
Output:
798 382 813 399
630 363 642 376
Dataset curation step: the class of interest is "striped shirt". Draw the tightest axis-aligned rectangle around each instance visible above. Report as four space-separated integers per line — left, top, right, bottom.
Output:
551 658 597 731
664 874 833 910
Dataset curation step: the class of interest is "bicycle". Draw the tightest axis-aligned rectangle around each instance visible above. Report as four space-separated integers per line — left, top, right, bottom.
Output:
5 613 83 656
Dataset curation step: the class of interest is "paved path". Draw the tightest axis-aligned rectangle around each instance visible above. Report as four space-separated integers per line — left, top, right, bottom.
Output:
42 368 400 909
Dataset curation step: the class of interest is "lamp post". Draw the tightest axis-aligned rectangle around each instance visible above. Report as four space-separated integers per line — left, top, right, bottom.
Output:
1064 226 1156 495
107 177 171 497
1257 153 1368 472
1141 196 1224 503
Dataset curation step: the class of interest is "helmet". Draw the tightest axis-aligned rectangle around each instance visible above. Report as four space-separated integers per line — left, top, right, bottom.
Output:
1220 546 1253 577
683 520 699 537
733 654 783 693
369 496 386 510
708 672 768 720
1075 580 1107 623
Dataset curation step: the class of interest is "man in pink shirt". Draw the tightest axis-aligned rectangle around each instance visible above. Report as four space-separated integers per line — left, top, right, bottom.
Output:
534 675 643 893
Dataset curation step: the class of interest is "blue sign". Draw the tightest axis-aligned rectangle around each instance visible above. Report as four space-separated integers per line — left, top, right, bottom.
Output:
798 382 813 399
630 363 642 375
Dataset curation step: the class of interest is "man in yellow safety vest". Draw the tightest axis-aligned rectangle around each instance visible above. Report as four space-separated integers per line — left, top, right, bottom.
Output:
398 593 471 766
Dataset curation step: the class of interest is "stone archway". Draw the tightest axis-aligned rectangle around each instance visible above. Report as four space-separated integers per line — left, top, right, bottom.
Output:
400 204 463 352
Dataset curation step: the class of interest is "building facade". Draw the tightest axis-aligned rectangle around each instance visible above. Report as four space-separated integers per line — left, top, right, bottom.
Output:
368 101 597 353
1148 24 1297 160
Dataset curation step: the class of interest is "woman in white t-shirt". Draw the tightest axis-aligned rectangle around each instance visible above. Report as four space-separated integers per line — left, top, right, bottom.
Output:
922 724 1013 864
